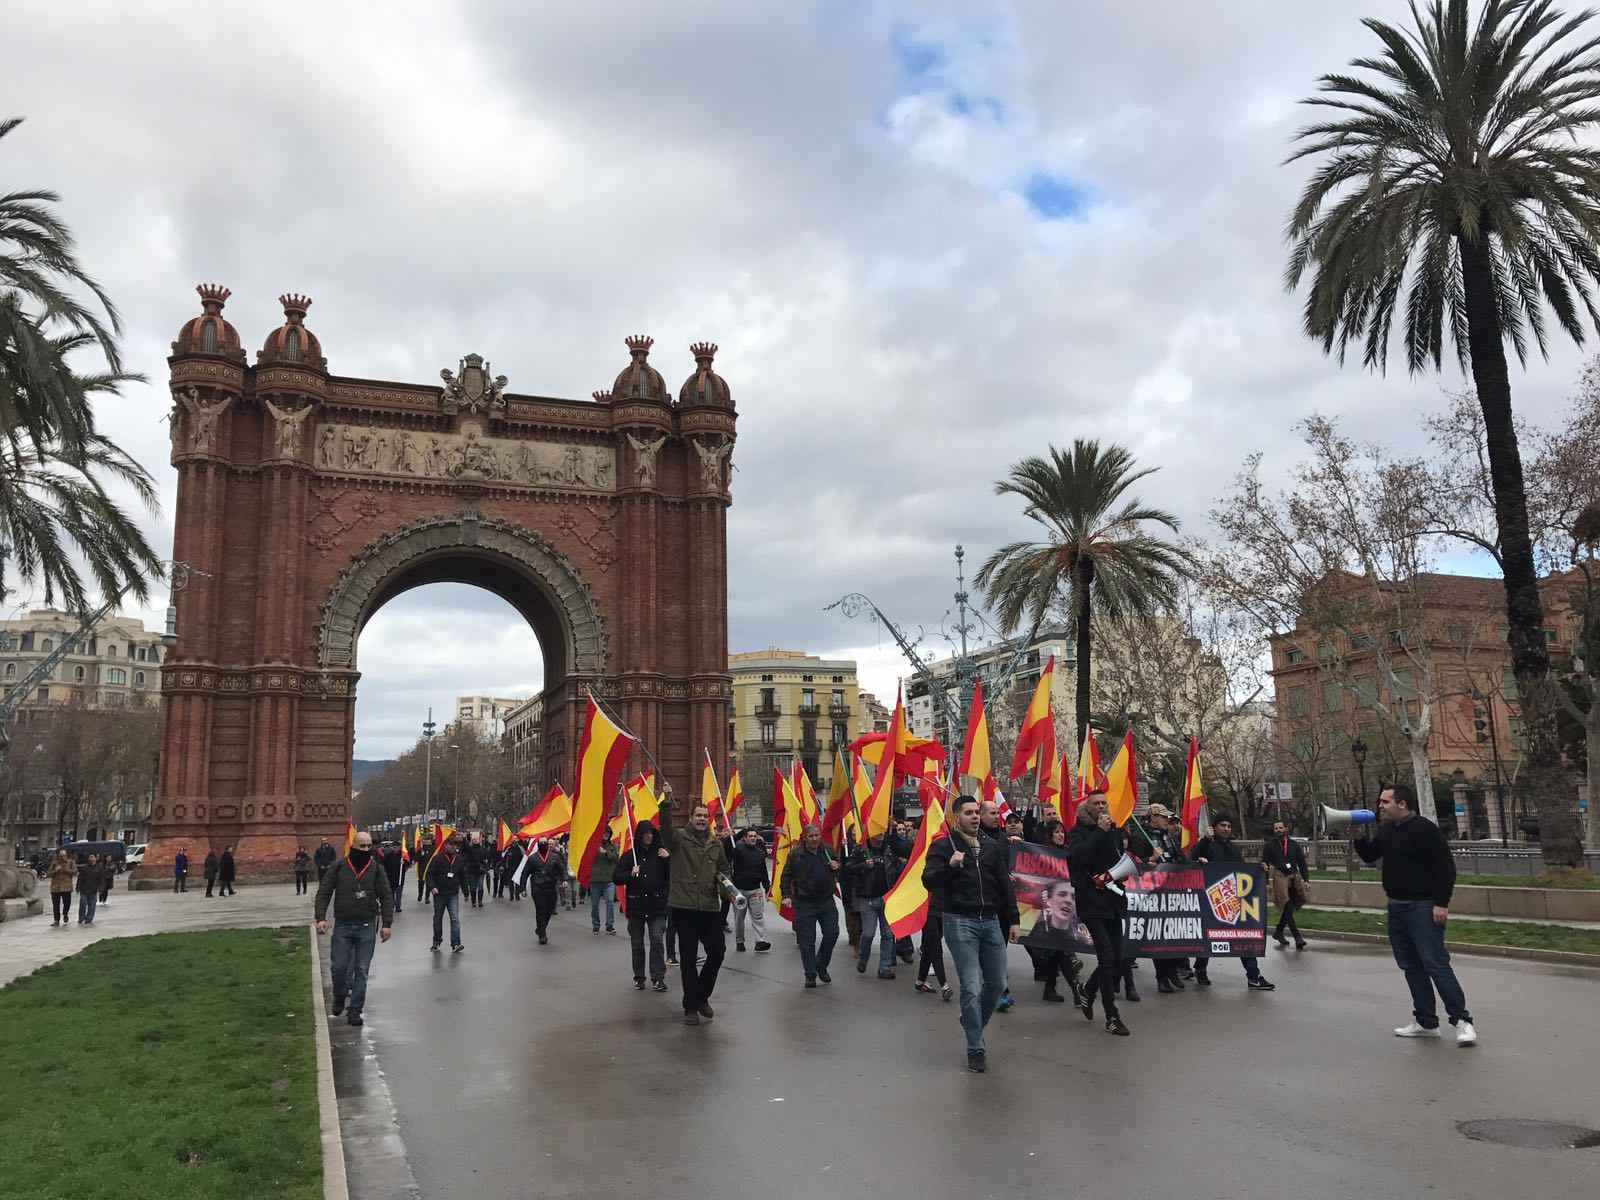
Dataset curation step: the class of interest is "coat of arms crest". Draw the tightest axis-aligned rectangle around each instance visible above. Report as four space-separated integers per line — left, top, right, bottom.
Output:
440 353 508 415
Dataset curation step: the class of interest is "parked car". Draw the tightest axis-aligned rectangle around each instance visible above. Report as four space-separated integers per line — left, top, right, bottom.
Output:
124 843 148 869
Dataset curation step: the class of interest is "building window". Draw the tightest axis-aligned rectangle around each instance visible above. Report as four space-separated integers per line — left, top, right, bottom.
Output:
1287 687 1309 717
284 328 302 360
802 674 814 683
1321 680 1341 712
760 674 773 682
74 666 85 682
136 647 147 661
3 664 12 678
1353 677 1378 707
1284 647 1306 665
1292 733 1314 761
135 671 146 686
1391 668 1415 699
1316 639 1334 660
760 722 776 747
1349 633 1372 651
832 675 843 683
41 638 53 653
1447 624 1469 644
106 644 117 657
759 687 775 711
833 721 847 745
106 668 126 685
801 688 814 707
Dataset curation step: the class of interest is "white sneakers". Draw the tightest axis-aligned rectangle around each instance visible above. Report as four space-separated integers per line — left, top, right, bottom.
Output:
1394 1020 1478 1045
1394 1022 1441 1038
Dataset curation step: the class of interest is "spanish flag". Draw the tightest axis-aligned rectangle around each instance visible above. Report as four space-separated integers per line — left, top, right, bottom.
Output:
519 784 573 840
817 748 853 852
625 772 662 827
1038 729 1064 823
1104 732 1138 828
342 820 357 857
958 678 997 800
571 695 636 886
412 826 422 856
769 767 805 921
724 768 746 822
848 688 945 781
423 822 456 878
495 818 515 854
792 758 821 826
1009 654 1055 780
1179 736 1205 851
1075 732 1107 801
884 790 947 938
702 752 731 834
398 837 411 865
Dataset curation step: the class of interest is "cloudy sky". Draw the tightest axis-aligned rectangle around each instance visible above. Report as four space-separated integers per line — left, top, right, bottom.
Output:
8 1 1592 758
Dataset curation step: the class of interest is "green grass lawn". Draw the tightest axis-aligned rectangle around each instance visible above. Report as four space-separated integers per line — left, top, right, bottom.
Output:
1334 868 1599 889
1297 907 1600 955
0 927 321 1200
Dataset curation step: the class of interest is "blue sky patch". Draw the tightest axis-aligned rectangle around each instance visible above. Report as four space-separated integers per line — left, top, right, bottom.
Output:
892 31 943 77
1024 172 1089 219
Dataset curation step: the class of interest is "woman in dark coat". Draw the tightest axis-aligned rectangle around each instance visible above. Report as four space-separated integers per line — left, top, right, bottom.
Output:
218 847 237 896
1023 820 1081 1004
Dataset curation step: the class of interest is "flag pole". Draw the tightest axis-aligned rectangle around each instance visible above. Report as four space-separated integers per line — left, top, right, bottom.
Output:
586 686 671 793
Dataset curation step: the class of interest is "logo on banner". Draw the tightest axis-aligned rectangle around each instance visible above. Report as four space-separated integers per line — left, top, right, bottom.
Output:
1205 871 1260 926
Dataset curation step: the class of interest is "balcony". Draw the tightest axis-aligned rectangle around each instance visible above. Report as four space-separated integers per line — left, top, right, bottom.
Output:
743 739 795 752
755 702 781 719
797 704 821 718
828 703 850 719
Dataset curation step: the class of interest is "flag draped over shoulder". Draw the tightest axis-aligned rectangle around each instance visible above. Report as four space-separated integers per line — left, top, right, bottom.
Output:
884 791 947 938
959 678 997 800
1009 655 1055 780
1180 736 1205 850
1105 732 1138 828
519 784 573 840
571 695 636 886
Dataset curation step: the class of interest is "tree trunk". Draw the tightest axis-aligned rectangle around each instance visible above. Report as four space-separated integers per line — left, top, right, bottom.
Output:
1074 558 1094 754
1408 736 1436 825
1587 701 1600 850
1457 231 1583 866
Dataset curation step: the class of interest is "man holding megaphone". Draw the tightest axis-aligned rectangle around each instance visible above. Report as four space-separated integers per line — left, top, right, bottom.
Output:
1353 784 1477 1046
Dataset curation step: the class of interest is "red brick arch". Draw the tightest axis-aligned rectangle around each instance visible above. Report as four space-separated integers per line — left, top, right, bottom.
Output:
142 290 734 877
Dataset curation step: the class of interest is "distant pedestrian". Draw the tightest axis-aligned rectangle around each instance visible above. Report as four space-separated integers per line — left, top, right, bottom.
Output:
173 847 189 894
380 842 403 915
217 847 237 897
464 833 489 909
315 829 394 1027
416 841 433 904
914 874 951 1001
848 832 899 979
1355 784 1476 1046
526 838 566 945
729 827 772 953
590 831 619 934
98 859 114 905
203 849 219 897
293 846 312 895
1191 816 1274 992
48 848 75 926
780 823 840 988
428 837 466 953
76 853 103 925
659 794 730 1025
313 838 336 883
614 820 670 992
1263 818 1311 949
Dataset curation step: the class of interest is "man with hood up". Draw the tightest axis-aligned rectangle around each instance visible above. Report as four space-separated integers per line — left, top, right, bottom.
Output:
614 820 671 992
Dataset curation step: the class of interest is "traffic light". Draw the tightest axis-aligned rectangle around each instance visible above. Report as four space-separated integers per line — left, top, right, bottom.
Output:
1472 703 1489 744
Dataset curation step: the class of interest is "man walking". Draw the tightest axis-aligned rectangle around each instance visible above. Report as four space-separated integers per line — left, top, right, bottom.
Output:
922 796 1020 1073
173 846 189 893
780 823 841 988
659 795 730 1025
848 832 899 979
203 848 219 897
589 830 619 934
1191 815 1275 992
1356 784 1476 1045
313 837 337 884
76 853 103 925
1069 794 1131 1036
428 836 466 953
48 848 75 926
1263 818 1311 949
526 838 566 945
730 827 772 953
379 841 404 915
463 832 489 909
416 838 433 904
315 829 394 1027
615 820 671 991
217 846 237 897
1144 805 1189 993
293 845 312 895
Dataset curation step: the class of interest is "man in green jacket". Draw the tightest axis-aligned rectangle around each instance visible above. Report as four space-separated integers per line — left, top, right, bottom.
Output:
314 830 394 1026
589 830 620 935
660 792 730 1025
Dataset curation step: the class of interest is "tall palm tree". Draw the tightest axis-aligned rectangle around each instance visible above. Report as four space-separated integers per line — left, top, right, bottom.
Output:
976 440 1191 755
1284 0 1600 865
1 116 160 612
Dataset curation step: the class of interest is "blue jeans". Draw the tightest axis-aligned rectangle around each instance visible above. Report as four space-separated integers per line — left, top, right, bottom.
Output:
590 882 615 930
856 897 896 972
1387 900 1471 1027
432 892 461 948
793 901 839 979
329 919 378 1011
943 913 1008 1054
78 892 98 923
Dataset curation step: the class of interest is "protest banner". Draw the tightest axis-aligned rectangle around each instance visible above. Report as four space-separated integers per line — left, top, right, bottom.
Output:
1122 862 1268 958
1011 842 1095 955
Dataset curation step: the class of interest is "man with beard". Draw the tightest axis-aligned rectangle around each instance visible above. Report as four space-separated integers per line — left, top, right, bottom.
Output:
315 829 394 1026
1262 817 1311 949
615 821 671 992
659 795 730 1025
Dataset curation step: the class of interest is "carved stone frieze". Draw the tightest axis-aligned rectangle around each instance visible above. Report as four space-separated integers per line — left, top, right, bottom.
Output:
312 421 615 492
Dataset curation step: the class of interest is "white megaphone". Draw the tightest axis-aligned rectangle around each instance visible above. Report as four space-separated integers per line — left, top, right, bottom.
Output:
1104 852 1139 896
717 874 748 911
1322 804 1377 832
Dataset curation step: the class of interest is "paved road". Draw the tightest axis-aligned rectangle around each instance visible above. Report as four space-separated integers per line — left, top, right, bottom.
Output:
332 893 1598 1200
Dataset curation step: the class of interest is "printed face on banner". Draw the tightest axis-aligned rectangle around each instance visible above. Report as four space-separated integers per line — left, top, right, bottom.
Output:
1011 843 1094 953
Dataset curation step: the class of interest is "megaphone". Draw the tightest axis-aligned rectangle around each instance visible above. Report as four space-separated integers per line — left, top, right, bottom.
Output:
717 874 748 910
1104 851 1139 896
1322 804 1377 832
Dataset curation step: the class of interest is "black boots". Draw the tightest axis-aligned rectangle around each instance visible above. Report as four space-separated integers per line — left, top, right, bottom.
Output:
1042 981 1066 1003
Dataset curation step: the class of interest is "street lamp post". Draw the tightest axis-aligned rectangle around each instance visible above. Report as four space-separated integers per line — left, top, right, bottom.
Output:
422 708 437 820
451 743 462 826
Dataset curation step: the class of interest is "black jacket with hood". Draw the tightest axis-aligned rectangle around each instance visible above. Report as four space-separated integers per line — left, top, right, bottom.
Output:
613 822 670 917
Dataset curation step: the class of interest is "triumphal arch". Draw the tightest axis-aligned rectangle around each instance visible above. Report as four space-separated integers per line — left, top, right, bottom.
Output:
144 286 734 875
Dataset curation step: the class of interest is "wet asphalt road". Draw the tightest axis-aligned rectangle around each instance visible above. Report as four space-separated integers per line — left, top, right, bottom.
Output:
329 893 1598 1200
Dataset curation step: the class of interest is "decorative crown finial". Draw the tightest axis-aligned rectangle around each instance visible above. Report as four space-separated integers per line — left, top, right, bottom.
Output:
592 389 612 402
196 283 231 312
278 293 312 323
625 334 654 356
690 341 718 363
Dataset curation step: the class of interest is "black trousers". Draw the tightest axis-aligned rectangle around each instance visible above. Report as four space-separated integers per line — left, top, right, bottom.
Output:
295 870 309 894
52 891 71 920
173 875 187 893
1082 915 1123 1020
1276 898 1304 940
205 875 216 896
532 887 557 935
467 875 484 906
918 910 947 986
671 907 726 1012
217 879 235 896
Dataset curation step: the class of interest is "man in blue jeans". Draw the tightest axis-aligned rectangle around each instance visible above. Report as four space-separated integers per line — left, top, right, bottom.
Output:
847 833 900 978
922 796 1020 1073
1356 783 1476 1045
780 824 843 988
314 829 394 1027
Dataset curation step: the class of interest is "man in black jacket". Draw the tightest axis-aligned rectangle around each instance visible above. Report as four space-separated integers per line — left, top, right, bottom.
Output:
1356 784 1475 1045
1262 818 1310 948
1191 815 1274 991
1068 795 1131 1036
427 837 466 953
463 833 489 909
315 830 394 1026
525 838 567 944
848 834 900 978
615 821 671 991
922 795 1020 1073
313 838 337 884
781 824 842 987
729 828 772 953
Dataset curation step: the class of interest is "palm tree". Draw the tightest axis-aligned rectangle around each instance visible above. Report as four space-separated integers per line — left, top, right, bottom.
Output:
1284 0 1599 865
976 440 1191 755
1 115 160 612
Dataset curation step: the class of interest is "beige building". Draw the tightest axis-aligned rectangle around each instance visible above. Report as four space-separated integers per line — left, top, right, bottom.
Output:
451 694 525 742
906 626 1078 752
503 693 544 803
729 649 874 819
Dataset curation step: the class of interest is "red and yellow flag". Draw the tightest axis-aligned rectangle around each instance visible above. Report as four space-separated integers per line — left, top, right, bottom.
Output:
1009 655 1055 780
724 768 745 822
1075 733 1107 801
1180 736 1205 850
423 821 456 878
342 820 357 857
959 678 997 800
848 689 945 781
818 748 853 852
1038 727 1064 823
626 772 661 825
702 751 732 834
885 790 948 938
519 784 573 840
769 767 806 921
571 695 636 886
792 758 821 826
1105 732 1138 828
495 819 514 854
412 826 422 855
399 837 411 865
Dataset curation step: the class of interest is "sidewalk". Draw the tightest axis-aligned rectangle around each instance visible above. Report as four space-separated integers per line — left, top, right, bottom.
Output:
0 882 312 987
1308 903 1600 929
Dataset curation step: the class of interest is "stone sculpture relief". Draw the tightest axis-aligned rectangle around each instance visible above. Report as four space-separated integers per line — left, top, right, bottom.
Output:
173 385 232 452
314 422 614 491
692 435 733 491
625 432 668 488
264 397 313 456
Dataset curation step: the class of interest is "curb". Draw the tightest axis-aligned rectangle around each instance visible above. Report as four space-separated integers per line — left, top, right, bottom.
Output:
307 925 350 1200
1303 928 1600 969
